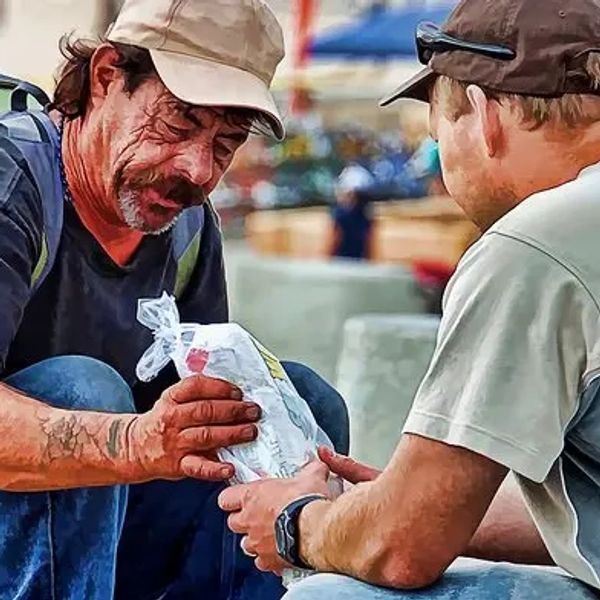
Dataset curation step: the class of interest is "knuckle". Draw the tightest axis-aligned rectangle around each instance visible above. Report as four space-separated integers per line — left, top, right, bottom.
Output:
181 460 193 478
195 401 215 424
341 457 356 470
242 488 253 506
162 387 177 405
161 405 177 427
193 462 208 479
181 457 205 479
169 377 198 403
195 427 213 448
255 558 270 572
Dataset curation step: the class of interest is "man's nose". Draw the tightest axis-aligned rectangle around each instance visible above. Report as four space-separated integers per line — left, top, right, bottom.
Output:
172 143 215 188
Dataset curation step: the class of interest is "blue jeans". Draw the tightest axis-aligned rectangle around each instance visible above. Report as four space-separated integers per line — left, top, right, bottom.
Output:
0 356 349 600
283 560 600 600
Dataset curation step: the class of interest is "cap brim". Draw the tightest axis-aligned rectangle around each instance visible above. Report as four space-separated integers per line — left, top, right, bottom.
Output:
379 67 436 107
150 49 285 141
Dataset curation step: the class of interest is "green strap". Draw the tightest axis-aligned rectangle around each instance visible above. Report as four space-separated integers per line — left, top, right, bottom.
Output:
31 234 48 288
174 233 201 300
32 230 199 297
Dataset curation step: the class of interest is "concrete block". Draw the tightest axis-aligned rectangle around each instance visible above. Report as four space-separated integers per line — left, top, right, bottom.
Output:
229 255 426 383
336 314 440 469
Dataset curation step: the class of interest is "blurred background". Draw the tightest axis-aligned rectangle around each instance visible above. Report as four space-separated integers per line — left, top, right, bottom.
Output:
0 0 477 466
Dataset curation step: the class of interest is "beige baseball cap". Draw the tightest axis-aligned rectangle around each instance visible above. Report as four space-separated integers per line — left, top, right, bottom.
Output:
107 0 286 140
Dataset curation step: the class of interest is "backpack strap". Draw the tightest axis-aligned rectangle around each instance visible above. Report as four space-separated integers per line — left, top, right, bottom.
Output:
0 76 51 112
0 109 63 293
172 206 205 300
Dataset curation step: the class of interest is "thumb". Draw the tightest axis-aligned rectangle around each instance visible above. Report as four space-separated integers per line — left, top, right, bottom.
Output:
318 447 381 484
301 458 330 481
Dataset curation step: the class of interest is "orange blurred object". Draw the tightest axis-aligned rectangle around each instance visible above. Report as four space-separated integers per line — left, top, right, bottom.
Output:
290 0 317 115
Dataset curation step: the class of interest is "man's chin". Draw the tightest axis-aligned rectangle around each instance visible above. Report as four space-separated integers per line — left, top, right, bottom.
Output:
118 189 184 234
119 197 181 235
137 214 180 236
120 211 179 236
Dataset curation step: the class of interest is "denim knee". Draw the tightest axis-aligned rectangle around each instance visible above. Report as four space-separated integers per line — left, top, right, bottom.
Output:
282 361 350 455
5 356 135 414
284 574 365 600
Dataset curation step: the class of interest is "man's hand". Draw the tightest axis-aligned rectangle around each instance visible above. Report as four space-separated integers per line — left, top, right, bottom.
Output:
130 375 260 481
288 436 508 589
318 447 381 484
218 461 333 574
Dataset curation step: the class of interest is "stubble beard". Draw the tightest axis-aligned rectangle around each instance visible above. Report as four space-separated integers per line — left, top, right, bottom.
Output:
118 190 180 236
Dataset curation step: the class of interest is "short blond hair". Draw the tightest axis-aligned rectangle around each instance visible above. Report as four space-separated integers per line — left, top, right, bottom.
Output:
434 53 600 130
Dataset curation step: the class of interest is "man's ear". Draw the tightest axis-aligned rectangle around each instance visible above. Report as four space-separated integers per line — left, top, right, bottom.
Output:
465 85 503 158
89 44 123 107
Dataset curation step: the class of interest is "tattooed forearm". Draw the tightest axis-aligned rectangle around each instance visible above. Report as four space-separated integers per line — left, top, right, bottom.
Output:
0 384 143 492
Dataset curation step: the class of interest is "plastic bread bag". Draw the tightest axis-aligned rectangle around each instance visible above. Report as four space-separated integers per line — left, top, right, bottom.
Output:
136 293 342 587
135 292 338 486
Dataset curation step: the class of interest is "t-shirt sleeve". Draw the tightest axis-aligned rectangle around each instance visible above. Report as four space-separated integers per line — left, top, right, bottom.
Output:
178 202 229 325
0 146 43 370
404 232 594 483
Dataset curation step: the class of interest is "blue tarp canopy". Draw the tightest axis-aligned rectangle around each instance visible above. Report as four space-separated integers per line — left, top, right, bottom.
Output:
310 5 454 60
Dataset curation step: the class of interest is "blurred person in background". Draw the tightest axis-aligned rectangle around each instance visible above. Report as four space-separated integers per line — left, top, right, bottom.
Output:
328 164 374 260
218 1 600 599
0 0 349 599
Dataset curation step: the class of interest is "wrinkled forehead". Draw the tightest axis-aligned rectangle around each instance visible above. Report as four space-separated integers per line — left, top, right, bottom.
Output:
146 88 255 131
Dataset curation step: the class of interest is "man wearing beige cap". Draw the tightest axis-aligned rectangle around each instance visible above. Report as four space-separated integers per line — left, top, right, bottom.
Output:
0 0 349 598
218 0 600 598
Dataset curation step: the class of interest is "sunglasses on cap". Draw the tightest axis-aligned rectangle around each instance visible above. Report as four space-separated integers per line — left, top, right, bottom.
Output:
416 22 516 66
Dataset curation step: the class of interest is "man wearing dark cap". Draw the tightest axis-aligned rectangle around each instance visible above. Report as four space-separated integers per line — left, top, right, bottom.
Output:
0 0 350 598
218 0 600 598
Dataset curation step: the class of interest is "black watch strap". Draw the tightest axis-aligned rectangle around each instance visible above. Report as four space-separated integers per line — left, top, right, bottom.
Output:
275 494 327 570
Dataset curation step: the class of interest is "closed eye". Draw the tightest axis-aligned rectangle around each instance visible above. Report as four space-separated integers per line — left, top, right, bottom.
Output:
214 138 235 158
220 132 249 145
156 118 193 141
165 122 192 138
215 132 248 155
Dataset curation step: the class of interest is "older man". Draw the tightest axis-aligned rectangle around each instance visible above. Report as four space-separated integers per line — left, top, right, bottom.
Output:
219 0 600 598
0 0 348 599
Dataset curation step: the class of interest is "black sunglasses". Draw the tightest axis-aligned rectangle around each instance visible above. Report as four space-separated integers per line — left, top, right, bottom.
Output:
416 21 516 65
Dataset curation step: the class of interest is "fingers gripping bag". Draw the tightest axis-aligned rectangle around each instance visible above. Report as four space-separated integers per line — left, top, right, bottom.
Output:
136 292 336 484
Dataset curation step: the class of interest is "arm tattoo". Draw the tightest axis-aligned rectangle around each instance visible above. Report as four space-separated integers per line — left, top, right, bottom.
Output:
40 415 92 462
39 414 125 463
107 420 123 459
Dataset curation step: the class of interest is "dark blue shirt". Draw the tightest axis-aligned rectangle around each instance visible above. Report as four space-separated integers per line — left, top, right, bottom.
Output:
0 133 228 411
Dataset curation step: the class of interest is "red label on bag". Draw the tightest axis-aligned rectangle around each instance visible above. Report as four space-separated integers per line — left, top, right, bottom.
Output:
186 348 210 374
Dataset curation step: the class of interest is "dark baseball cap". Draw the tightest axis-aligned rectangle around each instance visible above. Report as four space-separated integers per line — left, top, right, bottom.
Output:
381 0 600 106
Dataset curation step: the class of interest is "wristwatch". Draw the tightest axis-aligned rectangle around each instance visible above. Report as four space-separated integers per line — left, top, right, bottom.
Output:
275 494 327 570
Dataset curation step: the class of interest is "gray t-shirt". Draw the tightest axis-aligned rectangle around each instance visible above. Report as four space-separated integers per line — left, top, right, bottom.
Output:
404 161 600 589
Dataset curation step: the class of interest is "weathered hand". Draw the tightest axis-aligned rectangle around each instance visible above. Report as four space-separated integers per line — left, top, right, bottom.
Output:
318 447 381 484
130 375 260 481
218 461 332 574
